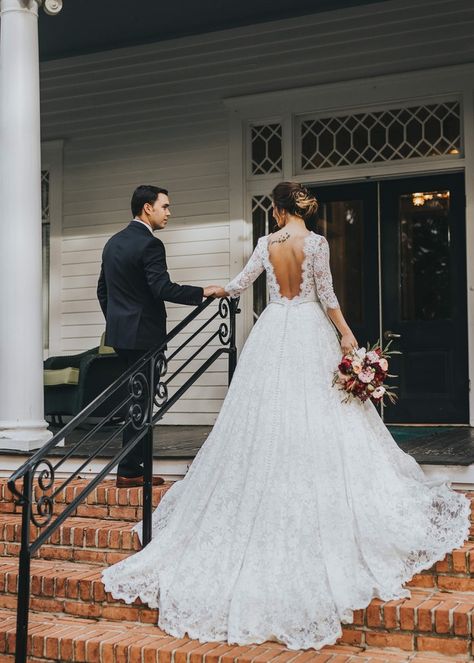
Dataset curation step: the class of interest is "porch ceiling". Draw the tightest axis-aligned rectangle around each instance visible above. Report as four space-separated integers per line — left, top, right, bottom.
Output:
38 0 389 61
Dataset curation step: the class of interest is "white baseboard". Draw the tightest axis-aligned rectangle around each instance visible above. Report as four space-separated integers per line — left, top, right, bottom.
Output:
420 463 474 490
1 455 473 489
0 455 191 482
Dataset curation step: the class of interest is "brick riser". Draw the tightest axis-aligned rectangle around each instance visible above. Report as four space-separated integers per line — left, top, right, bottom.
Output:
0 515 139 564
2 522 474 585
1 482 473 523
2 519 474 590
408 543 474 592
0 480 171 522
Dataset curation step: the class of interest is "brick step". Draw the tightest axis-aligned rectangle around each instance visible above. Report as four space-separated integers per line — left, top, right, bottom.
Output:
344 588 474 655
0 515 138 564
0 558 154 623
2 557 474 655
0 478 171 521
0 608 470 662
2 482 473 544
2 509 474 583
407 542 474 591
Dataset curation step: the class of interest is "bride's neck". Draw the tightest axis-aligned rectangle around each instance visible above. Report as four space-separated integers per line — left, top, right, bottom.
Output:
283 216 307 231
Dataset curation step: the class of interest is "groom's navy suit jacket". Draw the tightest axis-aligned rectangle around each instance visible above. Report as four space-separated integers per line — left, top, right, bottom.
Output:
97 221 203 350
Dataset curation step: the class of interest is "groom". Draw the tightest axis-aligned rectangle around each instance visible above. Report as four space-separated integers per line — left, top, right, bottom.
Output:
97 184 220 487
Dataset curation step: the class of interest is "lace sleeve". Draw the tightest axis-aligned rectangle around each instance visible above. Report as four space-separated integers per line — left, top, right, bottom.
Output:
313 236 340 310
225 239 265 298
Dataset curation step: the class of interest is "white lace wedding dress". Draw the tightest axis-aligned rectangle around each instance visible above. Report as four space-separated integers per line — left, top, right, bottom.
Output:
102 231 470 651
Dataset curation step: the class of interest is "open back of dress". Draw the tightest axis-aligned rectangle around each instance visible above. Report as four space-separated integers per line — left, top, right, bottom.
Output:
267 234 309 300
223 230 340 310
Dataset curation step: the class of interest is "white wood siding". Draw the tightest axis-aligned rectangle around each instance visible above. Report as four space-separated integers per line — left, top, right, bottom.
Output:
40 0 474 424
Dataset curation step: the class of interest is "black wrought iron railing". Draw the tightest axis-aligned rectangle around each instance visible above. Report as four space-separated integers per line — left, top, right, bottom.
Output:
7 296 239 663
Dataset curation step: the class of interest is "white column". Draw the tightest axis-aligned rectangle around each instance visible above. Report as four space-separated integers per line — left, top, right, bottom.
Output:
0 0 52 451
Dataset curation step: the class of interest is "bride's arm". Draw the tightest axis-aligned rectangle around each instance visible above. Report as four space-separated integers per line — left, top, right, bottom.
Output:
327 309 358 353
314 236 358 353
214 239 265 298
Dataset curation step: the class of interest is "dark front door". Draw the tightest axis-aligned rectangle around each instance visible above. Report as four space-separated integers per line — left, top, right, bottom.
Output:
380 174 468 423
313 183 379 353
311 173 468 424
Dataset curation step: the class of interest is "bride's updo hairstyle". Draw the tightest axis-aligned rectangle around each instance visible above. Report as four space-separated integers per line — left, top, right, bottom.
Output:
271 181 319 228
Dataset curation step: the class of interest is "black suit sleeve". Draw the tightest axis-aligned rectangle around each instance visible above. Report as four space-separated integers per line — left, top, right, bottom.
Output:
97 264 108 317
143 239 204 305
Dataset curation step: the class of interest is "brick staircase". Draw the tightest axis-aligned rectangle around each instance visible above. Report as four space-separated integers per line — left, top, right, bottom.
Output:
1 479 474 662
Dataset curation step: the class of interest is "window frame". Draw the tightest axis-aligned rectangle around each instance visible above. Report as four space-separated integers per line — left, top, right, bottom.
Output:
41 140 63 357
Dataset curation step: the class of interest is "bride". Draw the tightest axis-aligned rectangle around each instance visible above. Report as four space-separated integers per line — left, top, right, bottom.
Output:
102 181 470 651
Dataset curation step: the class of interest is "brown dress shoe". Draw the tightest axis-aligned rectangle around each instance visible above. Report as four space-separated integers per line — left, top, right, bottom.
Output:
116 475 165 488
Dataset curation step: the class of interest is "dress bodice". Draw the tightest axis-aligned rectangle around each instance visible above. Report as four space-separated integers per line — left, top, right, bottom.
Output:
225 231 340 310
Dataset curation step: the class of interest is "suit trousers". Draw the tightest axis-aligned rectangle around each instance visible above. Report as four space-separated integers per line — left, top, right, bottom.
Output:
115 348 150 477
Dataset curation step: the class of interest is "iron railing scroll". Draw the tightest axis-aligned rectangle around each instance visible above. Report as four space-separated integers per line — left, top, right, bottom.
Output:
7 296 240 663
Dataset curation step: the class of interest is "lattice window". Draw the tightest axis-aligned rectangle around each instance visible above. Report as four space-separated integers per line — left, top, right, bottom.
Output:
250 124 282 175
251 196 274 318
299 101 462 170
42 170 50 349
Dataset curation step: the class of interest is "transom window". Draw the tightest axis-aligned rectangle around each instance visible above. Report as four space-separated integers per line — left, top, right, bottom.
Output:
250 123 282 175
298 101 461 171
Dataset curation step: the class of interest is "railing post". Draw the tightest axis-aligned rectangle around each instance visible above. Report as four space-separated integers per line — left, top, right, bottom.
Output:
142 356 154 546
15 471 33 663
228 298 239 385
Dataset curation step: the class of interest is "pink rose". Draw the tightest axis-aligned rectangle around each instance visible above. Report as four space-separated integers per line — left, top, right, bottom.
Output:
351 360 363 374
378 358 388 371
358 368 375 383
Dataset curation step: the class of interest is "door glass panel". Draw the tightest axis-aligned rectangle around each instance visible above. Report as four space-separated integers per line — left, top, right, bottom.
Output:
251 196 274 318
317 200 364 325
399 190 451 321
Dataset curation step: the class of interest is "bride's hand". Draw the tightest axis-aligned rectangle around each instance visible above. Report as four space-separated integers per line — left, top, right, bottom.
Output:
202 286 228 298
340 332 358 355
210 287 228 298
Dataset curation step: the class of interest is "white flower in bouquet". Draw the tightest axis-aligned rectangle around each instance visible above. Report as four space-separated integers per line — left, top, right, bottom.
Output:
366 350 379 363
372 386 386 399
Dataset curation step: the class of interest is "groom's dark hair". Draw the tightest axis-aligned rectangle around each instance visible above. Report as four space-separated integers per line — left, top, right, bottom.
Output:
131 185 168 217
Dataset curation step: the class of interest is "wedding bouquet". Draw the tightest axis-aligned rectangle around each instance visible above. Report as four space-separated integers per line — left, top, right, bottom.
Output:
332 340 399 405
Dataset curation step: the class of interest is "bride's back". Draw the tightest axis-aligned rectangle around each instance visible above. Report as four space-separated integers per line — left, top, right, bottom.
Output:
267 231 310 299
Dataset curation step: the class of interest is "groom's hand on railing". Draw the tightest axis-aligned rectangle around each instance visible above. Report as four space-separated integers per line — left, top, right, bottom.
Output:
203 285 227 298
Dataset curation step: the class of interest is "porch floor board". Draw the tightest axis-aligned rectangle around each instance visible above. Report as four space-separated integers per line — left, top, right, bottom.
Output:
0 425 473 466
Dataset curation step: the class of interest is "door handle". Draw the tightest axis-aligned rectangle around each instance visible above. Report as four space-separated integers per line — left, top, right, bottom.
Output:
384 330 401 340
